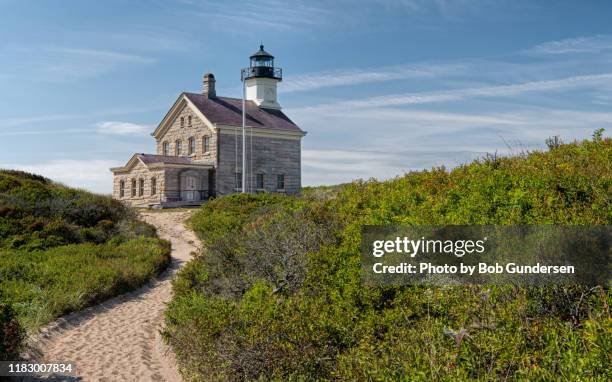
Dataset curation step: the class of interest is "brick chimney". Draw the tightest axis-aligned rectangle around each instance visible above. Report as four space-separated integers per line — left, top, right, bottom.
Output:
202 73 216 98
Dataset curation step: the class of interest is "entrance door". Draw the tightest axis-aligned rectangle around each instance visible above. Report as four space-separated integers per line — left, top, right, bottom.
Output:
184 176 197 201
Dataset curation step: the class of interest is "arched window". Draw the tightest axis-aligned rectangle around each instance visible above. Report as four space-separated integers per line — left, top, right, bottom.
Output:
188 137 195 155
131 179 136 197
180 117 184 128
175 140 182 156
119 180 125 198
151 177 157 195
202 136 210 153
139 179 144 196
188 115 192 126
162 141 169 156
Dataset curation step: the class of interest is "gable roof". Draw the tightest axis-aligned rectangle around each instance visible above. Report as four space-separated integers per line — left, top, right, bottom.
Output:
151 92 304 140
110 153 212 173
183 93 302 132
137 154 192 165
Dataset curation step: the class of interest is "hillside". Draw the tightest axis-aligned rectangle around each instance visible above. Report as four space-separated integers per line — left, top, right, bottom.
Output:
0 170 171 361
165 133 611 381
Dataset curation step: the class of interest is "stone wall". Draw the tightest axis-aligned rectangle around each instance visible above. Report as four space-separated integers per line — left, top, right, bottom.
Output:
155 104 217 165
216 131 301 196
112 161 165 207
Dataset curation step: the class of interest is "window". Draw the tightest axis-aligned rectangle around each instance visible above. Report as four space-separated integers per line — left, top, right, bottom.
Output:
151 177 157 195
180 117 184 128
162 141 169 156
256 173 264 190
188 115 192 126
139 179 144 196
235 172 242 190
119 180 125 198
276 174 285 191
131 179 136 197
175 140 182 156
188 137 195 155
202 136 210 153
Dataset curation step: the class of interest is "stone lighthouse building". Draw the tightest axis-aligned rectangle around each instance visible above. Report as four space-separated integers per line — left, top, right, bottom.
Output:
110 45 306 207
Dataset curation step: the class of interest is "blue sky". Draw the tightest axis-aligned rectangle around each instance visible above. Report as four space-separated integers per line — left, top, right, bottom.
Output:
1 0 611 193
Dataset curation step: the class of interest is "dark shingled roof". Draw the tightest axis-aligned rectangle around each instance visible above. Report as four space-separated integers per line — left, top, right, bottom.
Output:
137 154 192 165
183 93 302 133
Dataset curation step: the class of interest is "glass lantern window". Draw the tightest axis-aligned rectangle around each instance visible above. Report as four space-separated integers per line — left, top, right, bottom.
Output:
251 57 273 67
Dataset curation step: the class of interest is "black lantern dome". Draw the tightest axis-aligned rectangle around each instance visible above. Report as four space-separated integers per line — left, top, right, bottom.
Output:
242 44 282 81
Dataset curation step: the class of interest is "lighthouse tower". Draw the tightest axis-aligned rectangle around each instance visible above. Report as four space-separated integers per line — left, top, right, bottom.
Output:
243 45 282 109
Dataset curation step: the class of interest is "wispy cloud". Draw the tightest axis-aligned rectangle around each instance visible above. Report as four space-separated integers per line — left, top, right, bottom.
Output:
187 0 332 30
282 63 466 93
0 128 92 137
0 105 164 129
97 121 152 135
1 46 155 82
296 72 612 111
302 148 484 185
527 35 612 55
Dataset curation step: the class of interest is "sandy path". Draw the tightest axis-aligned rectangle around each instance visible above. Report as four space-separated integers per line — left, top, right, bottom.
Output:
29 210 198 381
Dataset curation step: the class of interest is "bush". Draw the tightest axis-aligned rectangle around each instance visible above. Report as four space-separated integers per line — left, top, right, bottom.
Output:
0 302 24 361
0 169 172 361
166 135 611 381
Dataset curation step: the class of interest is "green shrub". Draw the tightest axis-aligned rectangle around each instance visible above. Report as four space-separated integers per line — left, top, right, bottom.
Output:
166 135 611 381
0 302 24 361
0 169 172 361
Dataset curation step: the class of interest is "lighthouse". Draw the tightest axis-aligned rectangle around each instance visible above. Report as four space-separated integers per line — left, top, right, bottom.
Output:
242 45 283 109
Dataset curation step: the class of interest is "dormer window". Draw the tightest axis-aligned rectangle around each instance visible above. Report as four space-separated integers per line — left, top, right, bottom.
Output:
180 117 184 128
175 140 182 156
188 115 192 127
162 141 169 156
188 137 195 155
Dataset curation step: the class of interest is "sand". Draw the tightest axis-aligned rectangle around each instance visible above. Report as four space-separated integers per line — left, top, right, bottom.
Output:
27 210 198 381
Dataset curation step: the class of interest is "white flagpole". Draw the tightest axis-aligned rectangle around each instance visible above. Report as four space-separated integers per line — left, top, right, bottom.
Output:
241 72 247 193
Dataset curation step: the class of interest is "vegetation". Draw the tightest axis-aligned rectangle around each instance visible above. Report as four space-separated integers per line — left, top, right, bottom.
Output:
166 133 611 381
0 170 171 358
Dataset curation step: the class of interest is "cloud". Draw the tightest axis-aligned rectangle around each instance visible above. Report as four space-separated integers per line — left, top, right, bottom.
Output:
0 128 92 137
0 46 155 82
282 63 466 93
3 159 119 194
97 121 152 135
188 0 332 31
296 72 612 111
527 35 612 55
302 148 483 186
0 104 164 130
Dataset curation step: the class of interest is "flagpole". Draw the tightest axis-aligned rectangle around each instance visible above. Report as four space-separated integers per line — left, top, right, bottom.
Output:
241 70 247 193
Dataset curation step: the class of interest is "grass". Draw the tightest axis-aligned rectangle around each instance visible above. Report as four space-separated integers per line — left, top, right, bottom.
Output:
165 133 611 381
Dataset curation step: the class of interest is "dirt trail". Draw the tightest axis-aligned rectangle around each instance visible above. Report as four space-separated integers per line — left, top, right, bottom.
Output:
29 210 198 381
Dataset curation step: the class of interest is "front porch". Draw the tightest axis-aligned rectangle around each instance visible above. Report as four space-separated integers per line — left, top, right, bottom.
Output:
159 167 216 208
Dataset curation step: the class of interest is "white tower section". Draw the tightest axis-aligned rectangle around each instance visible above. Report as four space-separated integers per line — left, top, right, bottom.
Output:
245 77 280 109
